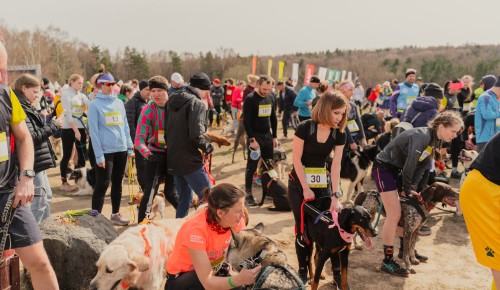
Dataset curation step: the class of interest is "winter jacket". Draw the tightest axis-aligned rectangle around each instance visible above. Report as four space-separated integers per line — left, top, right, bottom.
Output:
135 101 166 158
61 87 89 129
231 87 243 110
345 101 365 144
294 85 315 117
280 86 297 112
15 90 58 173
168 85 186 96
242 85 255 101
125 91 148 142
88 92 133 164
474 90 500 144
376 127 439 193
165 86 212 176
210 86 224 106
402 96 439 128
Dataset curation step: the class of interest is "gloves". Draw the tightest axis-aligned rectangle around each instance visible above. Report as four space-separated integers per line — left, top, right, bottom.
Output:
147 152 162 163
203 143 214 155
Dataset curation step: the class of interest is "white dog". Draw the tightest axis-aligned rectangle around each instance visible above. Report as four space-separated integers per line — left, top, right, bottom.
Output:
68 167 94 196
89 219 181 290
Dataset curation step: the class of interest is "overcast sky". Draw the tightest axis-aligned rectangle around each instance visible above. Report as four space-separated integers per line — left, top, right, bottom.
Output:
1 0 499 56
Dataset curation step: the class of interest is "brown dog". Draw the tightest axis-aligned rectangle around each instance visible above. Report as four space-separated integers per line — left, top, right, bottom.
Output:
204 132 231 147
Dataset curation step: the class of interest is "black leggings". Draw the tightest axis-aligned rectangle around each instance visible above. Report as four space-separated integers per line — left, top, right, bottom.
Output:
138 152 177 223
164 271 243 290
450 137 464 168
92 151 127 213
60 128 87 182
245 133 274 193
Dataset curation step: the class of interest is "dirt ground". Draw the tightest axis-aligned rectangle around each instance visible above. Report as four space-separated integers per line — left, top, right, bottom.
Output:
44 122 491 290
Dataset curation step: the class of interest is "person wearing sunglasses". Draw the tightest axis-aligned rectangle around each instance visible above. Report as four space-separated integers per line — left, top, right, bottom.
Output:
87 72 133 226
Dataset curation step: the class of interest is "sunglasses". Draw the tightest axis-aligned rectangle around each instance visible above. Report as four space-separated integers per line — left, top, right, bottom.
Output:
100 82 116 87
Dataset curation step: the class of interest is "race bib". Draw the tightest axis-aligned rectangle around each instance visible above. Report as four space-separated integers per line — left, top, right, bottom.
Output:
0 132 8 163
268 169 278 179
72 104 84 116
347 120 359 132
304 167 327 188
158 130 165 144
418 146 433 162
258 104 272 117
463 103 471 112
406 96 417 105
104 111 123 126
496 118 500 128
227 90 232 95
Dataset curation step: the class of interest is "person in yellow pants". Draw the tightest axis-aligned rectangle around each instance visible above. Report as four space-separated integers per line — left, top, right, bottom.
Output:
461 130 500 290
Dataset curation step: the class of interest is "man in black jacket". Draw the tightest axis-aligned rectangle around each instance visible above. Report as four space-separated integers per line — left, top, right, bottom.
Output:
209 78 224 127
165 72 214 218
243 75 278 206
125 79 149 191
276 81 297 139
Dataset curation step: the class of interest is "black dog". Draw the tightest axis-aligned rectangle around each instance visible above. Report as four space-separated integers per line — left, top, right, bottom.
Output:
259 159 291 211
304 204 376 290
340 145 378 204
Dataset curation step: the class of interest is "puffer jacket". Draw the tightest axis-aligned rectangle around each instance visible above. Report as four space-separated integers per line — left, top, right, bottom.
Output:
402 96 439 128
15 90 58 173
165 86 212 176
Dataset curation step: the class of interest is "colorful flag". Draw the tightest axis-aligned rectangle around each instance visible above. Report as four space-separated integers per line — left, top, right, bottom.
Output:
278 61 285 80
327 69 335 86
341 70 347 81
347 71 353 81
267 59 273 77
304 64 315 85
252 55 257 75
334 70 342 81
318 67 327 81
292 63 299 88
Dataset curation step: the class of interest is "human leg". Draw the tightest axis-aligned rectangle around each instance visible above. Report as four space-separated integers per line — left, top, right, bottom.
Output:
91 154 113 212
60 129 76 188
109 151 127 214
16 242 59 290
174 175 194 218
75 128 87 168
139 155 161 223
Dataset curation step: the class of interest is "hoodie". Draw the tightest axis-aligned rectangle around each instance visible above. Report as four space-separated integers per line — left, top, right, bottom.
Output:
165 86 212 176
88 92 133 164
402 96 439 128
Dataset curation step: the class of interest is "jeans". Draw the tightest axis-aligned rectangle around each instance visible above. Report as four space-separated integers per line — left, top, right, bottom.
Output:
31 170 52 224
174 166 211 218
230 107 240 133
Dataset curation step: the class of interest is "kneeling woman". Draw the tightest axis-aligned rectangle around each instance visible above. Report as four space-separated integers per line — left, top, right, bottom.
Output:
288 90 348 283
165 183 260 290
373 110 463 277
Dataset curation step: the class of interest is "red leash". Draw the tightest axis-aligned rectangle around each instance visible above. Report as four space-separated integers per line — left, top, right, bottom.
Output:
203 153 215 186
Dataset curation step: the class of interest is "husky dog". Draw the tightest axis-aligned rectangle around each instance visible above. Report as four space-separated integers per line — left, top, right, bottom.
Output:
226 223 305 290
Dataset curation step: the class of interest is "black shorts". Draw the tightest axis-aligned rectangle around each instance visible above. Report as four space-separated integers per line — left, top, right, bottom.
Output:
0 193 42 249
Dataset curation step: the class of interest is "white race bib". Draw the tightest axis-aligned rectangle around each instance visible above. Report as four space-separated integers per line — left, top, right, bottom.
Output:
463 103 471 112
304 167 327 188
258 104 272 117
72 104 84 116
104 111 123 127
406 96 417 105
227 90 232 95
0 132 8 163
158 130 165 145
347 120 359 132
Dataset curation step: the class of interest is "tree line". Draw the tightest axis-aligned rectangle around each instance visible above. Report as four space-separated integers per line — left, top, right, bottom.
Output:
2 24 500 87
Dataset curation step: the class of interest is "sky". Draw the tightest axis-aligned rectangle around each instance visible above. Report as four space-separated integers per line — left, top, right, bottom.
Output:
1 0 499 57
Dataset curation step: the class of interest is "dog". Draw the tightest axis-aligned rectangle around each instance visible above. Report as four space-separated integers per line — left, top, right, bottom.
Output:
304 204 376 290
259 159 291 211
354 182 458 274
226 223 305 290
128 191 167 220
273 144 287 179
339 145 378 204
68 167 96 196
457 149 479 216
232 121 246 163
89 219 181 290
204 132 231 148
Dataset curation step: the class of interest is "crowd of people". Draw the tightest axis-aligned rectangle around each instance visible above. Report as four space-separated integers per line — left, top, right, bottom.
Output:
0 30 498 290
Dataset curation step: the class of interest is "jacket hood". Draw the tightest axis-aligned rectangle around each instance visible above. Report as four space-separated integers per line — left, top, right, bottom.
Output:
412 96 438 112
95 91 118 102
169 86 200 111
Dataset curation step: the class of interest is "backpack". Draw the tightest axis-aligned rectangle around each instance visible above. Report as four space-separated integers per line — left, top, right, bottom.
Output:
391 112 422 140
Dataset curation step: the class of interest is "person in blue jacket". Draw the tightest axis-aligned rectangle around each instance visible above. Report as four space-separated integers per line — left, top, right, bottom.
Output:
88 72 134 226
474 75 500 152
293 76 320 121
390 69 420 118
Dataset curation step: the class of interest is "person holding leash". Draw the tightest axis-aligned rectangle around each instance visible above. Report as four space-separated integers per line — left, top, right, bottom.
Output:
288 90 347 283
165 183 260 290
372 110 463 277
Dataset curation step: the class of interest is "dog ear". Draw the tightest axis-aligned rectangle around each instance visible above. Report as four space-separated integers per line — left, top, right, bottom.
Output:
253 222 265 234
338 208 352 228
128 254 150 273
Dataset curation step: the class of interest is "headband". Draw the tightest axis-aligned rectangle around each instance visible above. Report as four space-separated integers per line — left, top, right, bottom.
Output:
149 80 169 91
405 71 416 78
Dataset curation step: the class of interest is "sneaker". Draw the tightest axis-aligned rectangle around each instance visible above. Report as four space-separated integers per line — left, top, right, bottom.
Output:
279 136 288 141
450 171 462 179
418 225 432 236
298 267 309 285
110 213 129 226
245 194 258 206
60 183 78 192
381 259 409 277
398 249 429 262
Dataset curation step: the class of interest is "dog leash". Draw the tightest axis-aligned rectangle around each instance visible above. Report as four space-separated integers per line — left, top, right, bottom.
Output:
0 194 18 264
373 201 384 228
127 155 138 223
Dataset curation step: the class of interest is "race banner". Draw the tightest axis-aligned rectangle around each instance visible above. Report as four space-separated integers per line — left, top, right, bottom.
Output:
334 70 342 81
304 64 315 85
252 55 257 75
267 59 273 77
278 61 285 80
292 63 299 88
318 67 327 81
341 70 347 81
347 71 353 81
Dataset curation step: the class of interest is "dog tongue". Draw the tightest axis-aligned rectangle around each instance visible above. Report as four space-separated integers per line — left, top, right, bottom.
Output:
364 237 373 250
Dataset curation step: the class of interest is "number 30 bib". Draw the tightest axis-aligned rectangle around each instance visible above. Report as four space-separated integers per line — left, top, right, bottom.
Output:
304 167 327 188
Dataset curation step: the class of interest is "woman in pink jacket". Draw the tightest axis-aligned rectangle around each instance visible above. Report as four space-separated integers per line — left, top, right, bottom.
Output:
229 81 245 134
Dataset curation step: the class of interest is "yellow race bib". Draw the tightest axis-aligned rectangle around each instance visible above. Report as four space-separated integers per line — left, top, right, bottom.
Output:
258 104 272 117
304 167 327 188
104 112 123 126
347 120 359 132
0 132 8 163
158 130 165 145
418 146 433 162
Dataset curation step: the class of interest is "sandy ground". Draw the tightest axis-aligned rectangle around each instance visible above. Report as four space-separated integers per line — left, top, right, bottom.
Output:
44 121 491 290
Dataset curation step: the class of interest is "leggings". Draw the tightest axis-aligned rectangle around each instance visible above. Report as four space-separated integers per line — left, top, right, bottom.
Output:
60 128 87 182
164 271 243 290
92 151 127 213
450 137 464 168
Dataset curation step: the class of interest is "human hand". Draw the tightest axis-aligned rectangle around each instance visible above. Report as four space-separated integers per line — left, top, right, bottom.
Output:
361 138 368 148
329 197 343 213
13 176 34 207
97 162 105 169
234 264 262 286
349 142 358 151
306 100 313 106
249 139 260 150
273 138 278 148
302 187 315 201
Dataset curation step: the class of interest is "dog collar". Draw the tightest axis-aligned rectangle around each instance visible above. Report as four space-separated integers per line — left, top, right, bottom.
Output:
120 280 132 289
329 210 354 243
416 192 435 212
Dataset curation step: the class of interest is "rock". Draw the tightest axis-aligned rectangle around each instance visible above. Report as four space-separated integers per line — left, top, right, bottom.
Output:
28 213 118 290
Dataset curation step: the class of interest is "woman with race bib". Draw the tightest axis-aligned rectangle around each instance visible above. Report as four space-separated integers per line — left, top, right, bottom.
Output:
288 90 347 284
88 72 133 226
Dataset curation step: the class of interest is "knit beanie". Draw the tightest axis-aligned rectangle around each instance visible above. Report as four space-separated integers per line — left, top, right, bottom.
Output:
405 68 416 78
189 72 211 90
481 75 496 91
424 83 444 99
139 79 149 91
494 76 500 88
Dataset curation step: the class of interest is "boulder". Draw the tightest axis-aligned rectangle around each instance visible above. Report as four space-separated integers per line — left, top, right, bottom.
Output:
29 213 118 290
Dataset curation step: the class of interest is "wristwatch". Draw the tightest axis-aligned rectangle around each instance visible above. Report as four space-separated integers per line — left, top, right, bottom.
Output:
333 191 343 198
20 169 36 178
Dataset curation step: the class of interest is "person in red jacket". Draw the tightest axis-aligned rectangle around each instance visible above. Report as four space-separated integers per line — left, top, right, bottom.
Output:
223 79 235 118
229 81 245 134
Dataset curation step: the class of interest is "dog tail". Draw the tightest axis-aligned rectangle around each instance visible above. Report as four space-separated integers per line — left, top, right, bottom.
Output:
353 191 368 206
